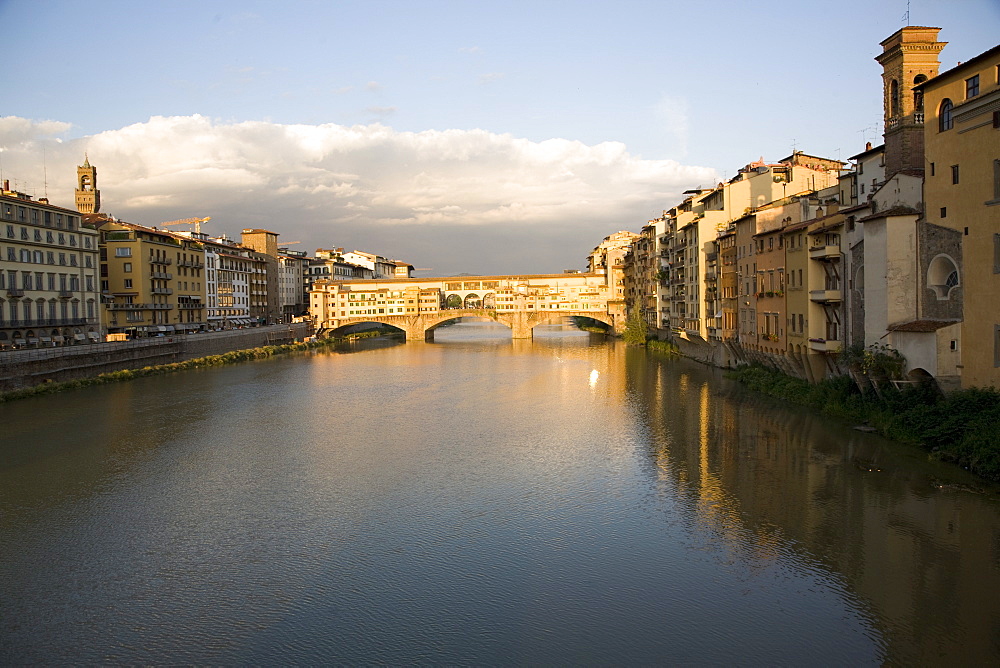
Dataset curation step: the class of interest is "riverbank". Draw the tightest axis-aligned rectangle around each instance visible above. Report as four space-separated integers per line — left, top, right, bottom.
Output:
728 364 1000 481
0 324 313 393
0 330 377 404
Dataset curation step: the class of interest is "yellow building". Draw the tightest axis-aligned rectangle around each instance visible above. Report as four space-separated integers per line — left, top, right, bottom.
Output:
92 218 207 337
919 43 1000 388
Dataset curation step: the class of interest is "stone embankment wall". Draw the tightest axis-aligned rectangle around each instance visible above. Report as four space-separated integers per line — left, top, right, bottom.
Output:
0 324 313 393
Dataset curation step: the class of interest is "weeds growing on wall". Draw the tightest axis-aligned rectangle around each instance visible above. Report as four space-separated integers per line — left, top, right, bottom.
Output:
0 332 379 405
646 339 680 357
728 364 1000 481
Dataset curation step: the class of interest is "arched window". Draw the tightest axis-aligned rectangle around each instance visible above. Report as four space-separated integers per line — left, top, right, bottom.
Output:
939 99 954 131
928 254 960 300
913 74 927 111
890 79 900 117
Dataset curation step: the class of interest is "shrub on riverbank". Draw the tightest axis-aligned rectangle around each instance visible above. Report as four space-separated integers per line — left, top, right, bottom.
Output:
0 332 378 405
728 364 1000 481
647 339 680 357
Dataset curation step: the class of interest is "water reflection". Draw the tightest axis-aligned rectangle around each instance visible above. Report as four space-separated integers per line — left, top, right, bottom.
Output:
1 335 998 664
627 351 1000 665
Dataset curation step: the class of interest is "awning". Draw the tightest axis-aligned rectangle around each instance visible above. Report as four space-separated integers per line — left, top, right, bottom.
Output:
156 326 167 332
74 333 86 340
165 326 176 332
87 332 99 340
27 337 39 344
53 336 65 342
40 337 52 342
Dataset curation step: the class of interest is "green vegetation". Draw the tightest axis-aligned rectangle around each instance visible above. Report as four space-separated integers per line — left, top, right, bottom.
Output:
622 309 649 345
445 294 463 308
646 338 680 357
728 364 1000 481
0 332 379 405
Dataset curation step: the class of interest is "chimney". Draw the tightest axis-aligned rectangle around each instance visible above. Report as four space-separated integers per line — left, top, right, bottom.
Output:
866 141 872 151
2 179 9 192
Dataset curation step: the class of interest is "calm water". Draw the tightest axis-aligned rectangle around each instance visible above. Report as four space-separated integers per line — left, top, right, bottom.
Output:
2 321 999 665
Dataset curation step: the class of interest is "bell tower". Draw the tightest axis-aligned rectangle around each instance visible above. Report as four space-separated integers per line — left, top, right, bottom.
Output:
75 154 101 214
875 27 946 178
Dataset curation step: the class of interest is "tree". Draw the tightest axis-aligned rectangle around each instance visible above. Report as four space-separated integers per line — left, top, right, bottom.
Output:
445 294 462 309
622 308 649 345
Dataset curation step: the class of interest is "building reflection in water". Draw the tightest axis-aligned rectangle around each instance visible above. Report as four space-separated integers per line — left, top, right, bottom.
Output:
628 351 1000 665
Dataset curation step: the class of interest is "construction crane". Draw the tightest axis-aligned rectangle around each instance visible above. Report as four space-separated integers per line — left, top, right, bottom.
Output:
161 216 211 234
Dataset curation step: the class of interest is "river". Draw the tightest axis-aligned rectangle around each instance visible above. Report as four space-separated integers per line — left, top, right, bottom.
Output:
2 321 999 665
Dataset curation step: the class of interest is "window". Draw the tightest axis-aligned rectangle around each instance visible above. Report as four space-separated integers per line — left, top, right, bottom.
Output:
966 75 980 99
124 279 133 289
890 79 900 117
941 207 947 218
940 99 954 131
913 74 927 110
123 262 132 273
928 254 960 300
993 160 1000 203
930 162 935 176
952 164 960 184
115 247 132 257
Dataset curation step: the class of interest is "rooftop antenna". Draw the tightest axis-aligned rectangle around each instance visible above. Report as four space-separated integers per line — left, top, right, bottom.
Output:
43 145 49 199
903 0 911 26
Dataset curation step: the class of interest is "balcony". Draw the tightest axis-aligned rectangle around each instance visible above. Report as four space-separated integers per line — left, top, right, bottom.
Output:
809 289 842 303
2 317 95 328
151 287 174 295
809 245 840 261
6 288 25 297
151 271 173 280
809 338 842 353
149 257 172 265
58 290 73 299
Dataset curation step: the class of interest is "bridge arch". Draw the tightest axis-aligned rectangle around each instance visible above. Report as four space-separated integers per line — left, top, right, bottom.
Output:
326 320 406 338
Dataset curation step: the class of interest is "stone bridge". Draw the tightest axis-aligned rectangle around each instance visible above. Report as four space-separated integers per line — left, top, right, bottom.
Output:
310 273 623 342
329 309 616 341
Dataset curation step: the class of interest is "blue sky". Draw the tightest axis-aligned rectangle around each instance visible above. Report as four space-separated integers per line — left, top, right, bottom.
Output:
1 0 997 274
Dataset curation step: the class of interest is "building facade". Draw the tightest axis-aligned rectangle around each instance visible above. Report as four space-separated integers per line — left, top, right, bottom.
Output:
1 184 102 347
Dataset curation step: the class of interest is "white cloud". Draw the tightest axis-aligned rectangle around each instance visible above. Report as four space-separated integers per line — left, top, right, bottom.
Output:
0 114 716 274
0 117 72 148
478 72 505 85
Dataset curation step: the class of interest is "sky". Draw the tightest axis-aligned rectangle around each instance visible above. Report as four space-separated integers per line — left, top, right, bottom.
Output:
1 0 997 276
